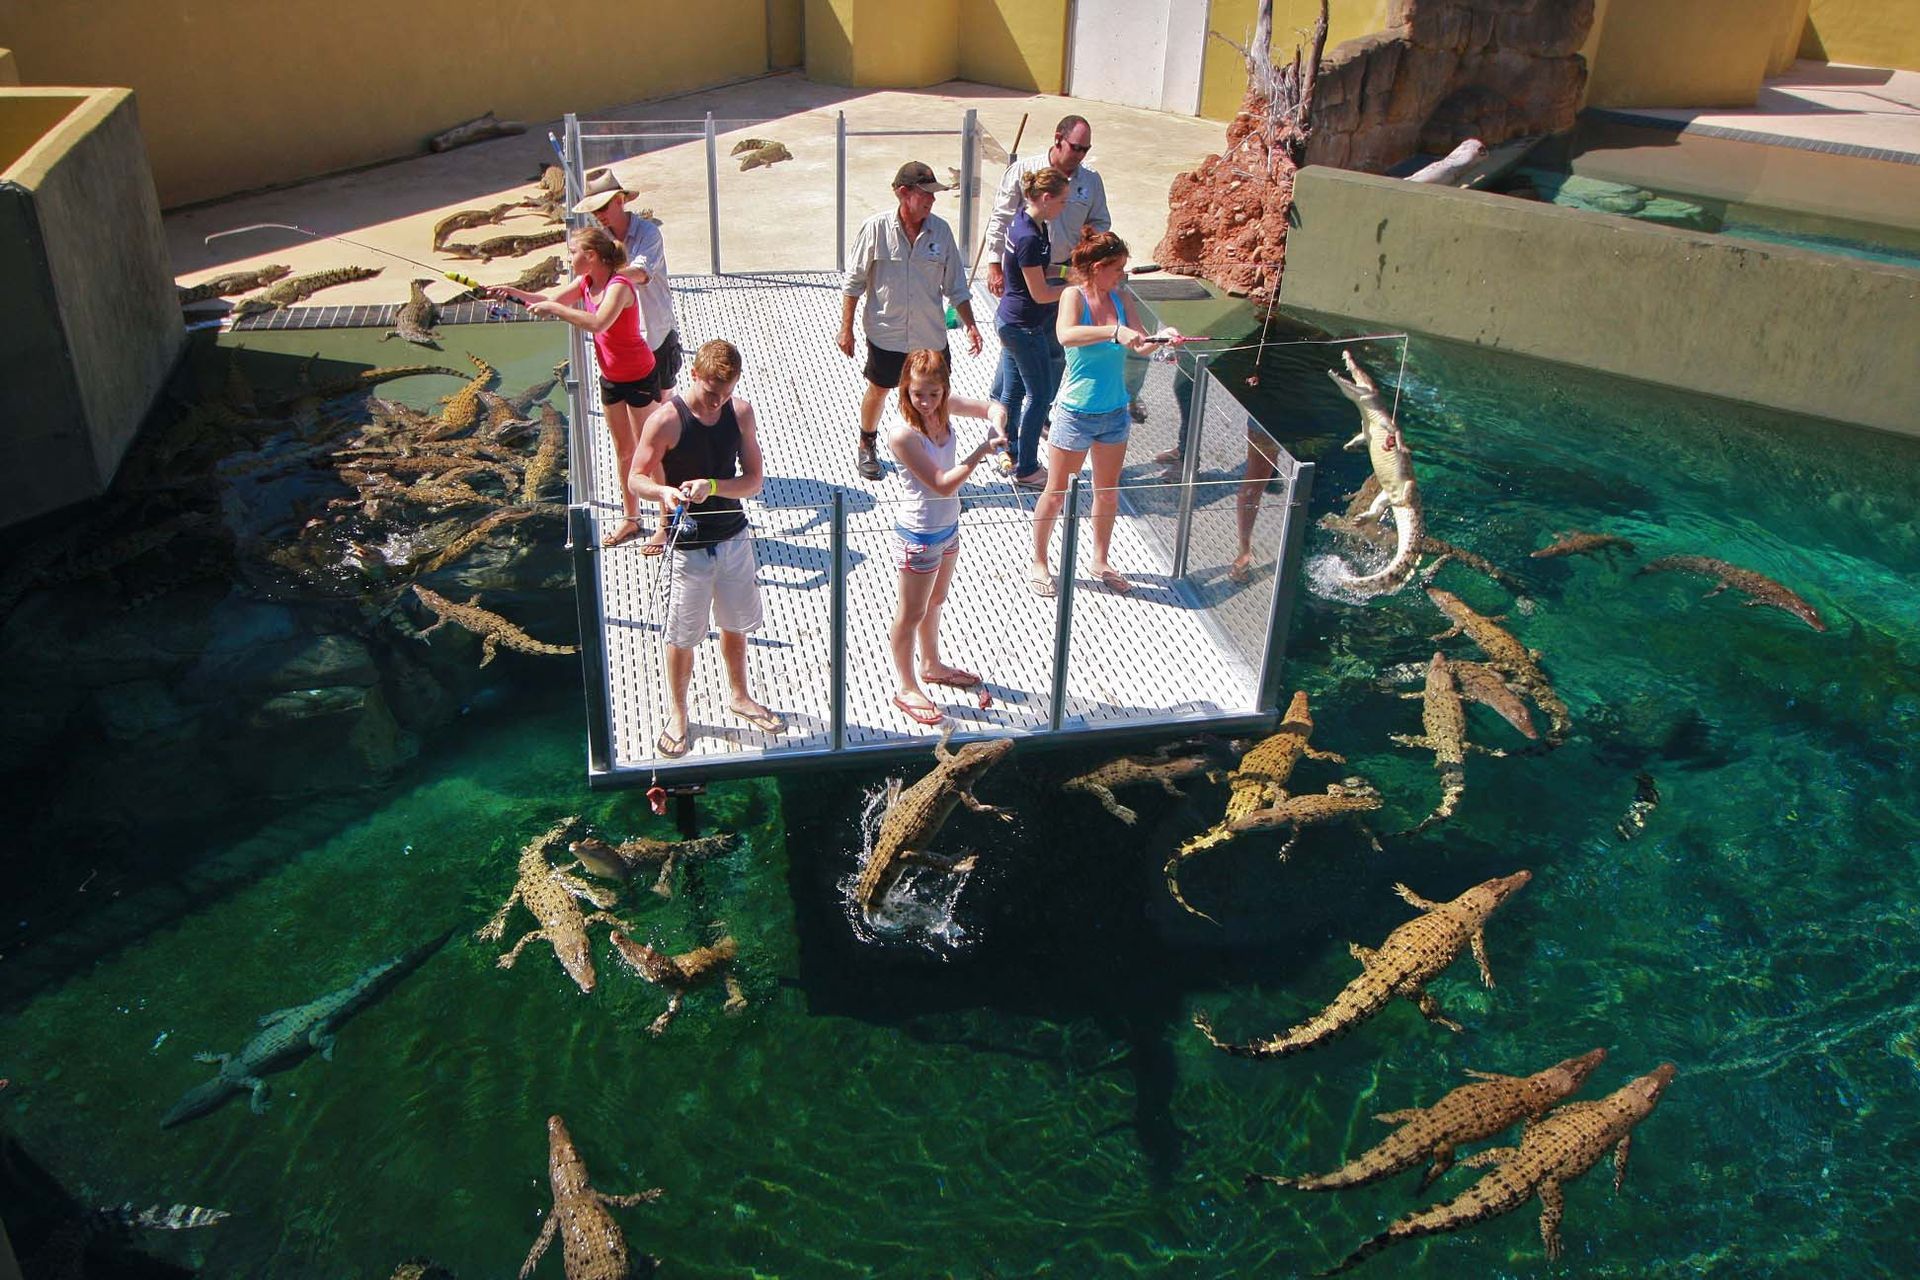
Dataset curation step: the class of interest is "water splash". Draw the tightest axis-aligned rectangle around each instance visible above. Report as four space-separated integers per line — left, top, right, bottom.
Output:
839 779 974 953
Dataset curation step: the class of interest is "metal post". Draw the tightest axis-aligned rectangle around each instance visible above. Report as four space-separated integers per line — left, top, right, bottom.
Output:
563 113 581 206
835 111 848 274
830 490 847 751
1048 477 1083 732
958 108 978 265
569 505 613 776
704 111 721 275
563 328 588 509
1254 459 1317 713
1170 353 1213 579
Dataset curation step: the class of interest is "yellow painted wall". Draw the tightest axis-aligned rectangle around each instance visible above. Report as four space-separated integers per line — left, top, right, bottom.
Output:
1770 0 1814 75
0 49 20 88
769 0 806 69
958 0 1068 93
1584 0 1803 107
4 0 772 208
805 0 962 88
1200 0 1389 121
806 0 857 85
1801 0 1920 70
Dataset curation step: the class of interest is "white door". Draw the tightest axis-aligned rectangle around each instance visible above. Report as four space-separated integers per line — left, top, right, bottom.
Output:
1067 0 1210 116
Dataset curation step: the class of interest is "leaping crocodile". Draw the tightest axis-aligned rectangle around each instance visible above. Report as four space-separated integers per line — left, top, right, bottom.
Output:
1249 1048 1607 1193
1328 351 1424 596
1390 652 1505 834
519 1114 663 1280
1320 1062 1676 1273
412 585 577 666
857 727 1013 918
569 831 737 899
1193 871 1531 1059
1640 554 1827 632
477 818 622 994
1427 587 1571 745
610 928 746 1034
161 929 450 1126
384 278 441 348
1063 742 1221 825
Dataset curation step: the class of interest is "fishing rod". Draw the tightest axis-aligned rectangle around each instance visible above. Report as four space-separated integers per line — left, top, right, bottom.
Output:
204 222 526 310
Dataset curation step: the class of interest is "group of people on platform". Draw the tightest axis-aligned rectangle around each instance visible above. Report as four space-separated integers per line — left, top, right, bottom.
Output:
494 116 1213 754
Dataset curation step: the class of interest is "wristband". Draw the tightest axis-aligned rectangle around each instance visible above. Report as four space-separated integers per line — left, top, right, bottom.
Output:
703 478 717 499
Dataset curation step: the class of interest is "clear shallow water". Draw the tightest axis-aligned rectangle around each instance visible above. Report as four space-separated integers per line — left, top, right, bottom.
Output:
5 325 1920 1277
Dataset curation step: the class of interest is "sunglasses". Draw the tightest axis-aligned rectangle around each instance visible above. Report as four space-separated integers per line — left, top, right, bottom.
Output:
1061 141 1091 154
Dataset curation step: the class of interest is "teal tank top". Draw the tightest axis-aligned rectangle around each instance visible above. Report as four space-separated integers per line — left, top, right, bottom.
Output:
1055 289 1129 414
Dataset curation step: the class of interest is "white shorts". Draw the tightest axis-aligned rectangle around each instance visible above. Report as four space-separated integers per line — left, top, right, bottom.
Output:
664 532 763 648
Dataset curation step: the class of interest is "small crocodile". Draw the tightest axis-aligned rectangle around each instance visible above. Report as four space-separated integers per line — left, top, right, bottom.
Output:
1640 554 1827 632
610 928 746 1034
522 403 567 501
857 726 1014 918
1428 587 1571 745
432 201 530 249
1615 771 1660 840
230 265 383 318
1532 529 1637 564
441 227 567 263
161 929 450 1126
177 264 291 305
424 353 499 440
570 831 737 898
388 1259 456 1280
413 585 577 666
478 818 621 994
1193 871 1532 1059
427 110 526 153
1321 1062 1676 1273
384 278 442 347
416 503 560 574
1063 743 1221 825
1447 659 1539 741
1250 1048 1607 1194
510 254 566 293
1328 350 1424 595
1167 690 1344 920
519 1114 663 1280
1226 778 1383 855
738 142 793 171
1391 652 1505 834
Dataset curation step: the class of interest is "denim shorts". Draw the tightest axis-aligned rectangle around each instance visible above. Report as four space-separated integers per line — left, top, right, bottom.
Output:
894 525 959 575
1049 404 1132 452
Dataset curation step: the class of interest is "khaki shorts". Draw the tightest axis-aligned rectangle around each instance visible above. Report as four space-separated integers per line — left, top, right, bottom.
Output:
664 532 763 648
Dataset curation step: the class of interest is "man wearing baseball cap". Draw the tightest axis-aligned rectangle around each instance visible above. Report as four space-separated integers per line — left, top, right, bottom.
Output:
837 161 983 481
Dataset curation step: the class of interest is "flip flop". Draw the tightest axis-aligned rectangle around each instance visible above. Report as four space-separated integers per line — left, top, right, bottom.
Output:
731 704 786 734
1096 568 1134 595
921 668 981 690
655 729 689 759
892 695 946 726
639 528 669 557
603 518 642 548
1028 569 1056 599
1228 556 1255 584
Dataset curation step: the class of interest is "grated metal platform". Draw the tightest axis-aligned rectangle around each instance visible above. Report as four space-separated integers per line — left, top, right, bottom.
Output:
580 272 1298 782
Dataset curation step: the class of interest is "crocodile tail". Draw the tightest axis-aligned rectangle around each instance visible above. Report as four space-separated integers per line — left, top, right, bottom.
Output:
1318 1228 1404 1276
1393 774 1463 838
159 1078 235 1129
1163 854 1221 925
1336 504 1424 596
1191 1010 1290 1058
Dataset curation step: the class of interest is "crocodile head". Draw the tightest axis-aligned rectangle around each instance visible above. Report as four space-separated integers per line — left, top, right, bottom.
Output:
1626 1062 1678 1107
1278 689 1313 735
951 736 1015 782
545 1114 591 1197
1542 1046 1609 1094
1325 350 1383 407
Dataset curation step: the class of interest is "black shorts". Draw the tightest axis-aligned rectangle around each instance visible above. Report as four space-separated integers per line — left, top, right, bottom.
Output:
651 330 683 392
600 368 661 408
864 342 948 390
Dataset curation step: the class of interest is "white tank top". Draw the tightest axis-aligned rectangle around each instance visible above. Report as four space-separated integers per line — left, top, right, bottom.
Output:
897 424 959 534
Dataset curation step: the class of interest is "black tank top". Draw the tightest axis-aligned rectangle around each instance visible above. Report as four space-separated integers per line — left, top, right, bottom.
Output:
661 394 748 549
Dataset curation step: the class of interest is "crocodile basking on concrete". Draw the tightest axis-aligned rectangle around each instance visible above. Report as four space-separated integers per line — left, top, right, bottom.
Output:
1427 587 1571 745
570 831 737 899
478 818 622 994
161 929 450 1126
432 201 530 249
1391 652 1506 834
857 727 1014 918
1166 690 1344 921
1193 871 1531 1059
1328 350 1424 596
384 278 442 348
177 264 291 305
519 1114 663 1280
230 265 383 318
509 255 567 294
413 585 576 666
738 141 793 171
1063 742 1221 825
1640 554 1827 632
1249 1048 1607 1194
1320 1062 1676 1273
1532 529 1637 565
441 227 566 263
610 927 747 1034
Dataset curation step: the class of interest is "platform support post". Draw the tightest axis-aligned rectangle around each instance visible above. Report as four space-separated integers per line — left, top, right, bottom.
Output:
705 111 722 274
1255 459 1316 714
1171 353 1212 579
959 108 978 264
1049 476 1082 732
835 112 848 274
831 490 847 751
570 505 613 775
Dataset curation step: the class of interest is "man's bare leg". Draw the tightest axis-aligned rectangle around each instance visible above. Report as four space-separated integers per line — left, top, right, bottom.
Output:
719 629 775 723
663 643 695 748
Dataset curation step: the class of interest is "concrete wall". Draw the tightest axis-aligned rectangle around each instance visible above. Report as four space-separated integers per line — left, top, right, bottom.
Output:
1801 0 1920 70
0 48 19 87
1200 0 1388 120
1582 0 1806 108
959 0 1068 93
1 88 184 527
1279 166 1920 438
770 0 805 69
4 0 775 208
804 0 969 88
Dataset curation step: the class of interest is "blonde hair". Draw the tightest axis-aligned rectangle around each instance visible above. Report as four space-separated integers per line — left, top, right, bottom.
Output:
570 225 627 270
1022 167 1068 201
691 339 742 383
895 349 951 436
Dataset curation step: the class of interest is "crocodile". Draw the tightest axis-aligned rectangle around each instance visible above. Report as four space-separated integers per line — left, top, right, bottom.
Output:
384 278 442 347
1448 659 1539 741
412 585 576 665
161 929 450 1126
1063 743 1221 825
738 142 793 171
509 254 566 293
1531 529 1637 564
1250 1047 1607 1194
1321 479 1523 596
1320 1062 1676 1273
416 503 561 574
1615 771 1660 840
610 928 746 1034
36 513 211 586
230 265 383 318
857 726 1014 918
252 362 466 413
432 201 529 249
1391 652 1506 834
1427 587 1571 745
427 110 526 153
177 264 291 305
1640 554 1828 632
1166 690 1344 920
1226 777 1384 856
1193 871 1532 1059
522 403 567 502
422 353 498 440
730 137 783 155
478 818 621 994
1328 350 1424 596
389 1259 456 1280
441 227 567 263
478 390 534 438
569 831 738 899
519 1114 663 1280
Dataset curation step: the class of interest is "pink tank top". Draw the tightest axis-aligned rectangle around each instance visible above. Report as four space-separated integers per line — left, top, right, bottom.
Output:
580 274 655 383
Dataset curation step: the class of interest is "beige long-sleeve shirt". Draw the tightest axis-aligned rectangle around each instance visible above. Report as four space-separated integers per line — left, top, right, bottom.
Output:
842 209 969 353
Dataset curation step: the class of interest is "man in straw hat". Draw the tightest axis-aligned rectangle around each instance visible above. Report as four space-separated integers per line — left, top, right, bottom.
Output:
838 161 982 481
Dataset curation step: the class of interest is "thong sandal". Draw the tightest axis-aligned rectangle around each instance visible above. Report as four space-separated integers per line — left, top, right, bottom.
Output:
603 518 642 549
921 667 981 690
639 527 669 557
655 729 689 759
892 695 947 726
1028 569 1056 599
731 703 786 734
1096 568 1134 595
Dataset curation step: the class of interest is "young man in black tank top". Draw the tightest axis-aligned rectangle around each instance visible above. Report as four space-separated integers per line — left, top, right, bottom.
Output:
630 339 783 758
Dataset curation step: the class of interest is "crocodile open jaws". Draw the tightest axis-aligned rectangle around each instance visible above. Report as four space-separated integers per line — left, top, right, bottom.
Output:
1327 350 1424 596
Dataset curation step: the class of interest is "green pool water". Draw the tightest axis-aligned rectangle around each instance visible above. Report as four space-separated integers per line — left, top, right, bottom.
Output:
5 322 1919 1278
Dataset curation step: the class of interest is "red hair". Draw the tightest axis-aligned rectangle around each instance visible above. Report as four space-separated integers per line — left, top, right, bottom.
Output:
895 349 951 436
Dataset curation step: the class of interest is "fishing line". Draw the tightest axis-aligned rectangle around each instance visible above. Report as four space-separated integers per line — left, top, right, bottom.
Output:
204 222 525 304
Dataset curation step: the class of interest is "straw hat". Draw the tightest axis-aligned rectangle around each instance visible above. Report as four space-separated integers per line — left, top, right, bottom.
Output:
571 168 638 214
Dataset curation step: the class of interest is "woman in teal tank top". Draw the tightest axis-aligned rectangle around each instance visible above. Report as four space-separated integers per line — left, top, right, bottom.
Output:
1028 231 1178 597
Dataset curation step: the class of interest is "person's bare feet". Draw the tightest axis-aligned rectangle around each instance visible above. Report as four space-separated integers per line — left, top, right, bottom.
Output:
1229 553 1255 583
729 697 785 734
1093 566 1134 595
639 523 669 556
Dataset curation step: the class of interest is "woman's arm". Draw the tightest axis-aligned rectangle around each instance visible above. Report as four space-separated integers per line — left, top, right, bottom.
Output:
1020 263 1063 305
530 277 632 333
888 422 1003 498
1057 285 1142 349
487 278 584 308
